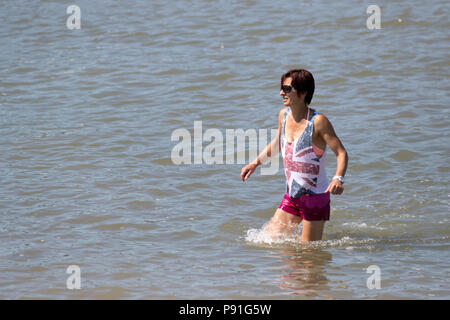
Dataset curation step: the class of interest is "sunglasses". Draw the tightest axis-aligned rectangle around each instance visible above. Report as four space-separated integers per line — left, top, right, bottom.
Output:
280 85 294 93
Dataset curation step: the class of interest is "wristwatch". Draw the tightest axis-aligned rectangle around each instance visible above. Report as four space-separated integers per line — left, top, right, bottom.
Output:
333 176 345 184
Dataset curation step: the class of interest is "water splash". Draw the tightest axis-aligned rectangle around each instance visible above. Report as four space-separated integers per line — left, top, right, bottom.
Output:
245 226 301 245
245 223 379 249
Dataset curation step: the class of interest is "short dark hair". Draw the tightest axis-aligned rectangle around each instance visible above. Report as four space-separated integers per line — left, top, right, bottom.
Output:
281 69 315 105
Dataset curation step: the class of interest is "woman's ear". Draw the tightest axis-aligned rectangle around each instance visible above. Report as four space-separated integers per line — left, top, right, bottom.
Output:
297 90 307 100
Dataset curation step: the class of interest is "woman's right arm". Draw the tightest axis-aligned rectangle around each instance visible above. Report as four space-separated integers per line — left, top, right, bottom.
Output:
240 108 285 181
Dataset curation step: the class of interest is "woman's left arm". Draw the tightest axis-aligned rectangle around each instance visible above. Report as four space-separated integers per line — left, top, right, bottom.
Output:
315 114 349 195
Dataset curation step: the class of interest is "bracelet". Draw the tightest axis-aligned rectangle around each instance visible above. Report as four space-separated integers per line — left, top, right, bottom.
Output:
332 176 345 184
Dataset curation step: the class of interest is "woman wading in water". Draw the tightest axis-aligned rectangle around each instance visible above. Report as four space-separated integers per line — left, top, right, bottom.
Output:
241 69 348 242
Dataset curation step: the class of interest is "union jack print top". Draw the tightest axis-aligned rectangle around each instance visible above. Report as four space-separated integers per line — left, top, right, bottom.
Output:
281 107 329 198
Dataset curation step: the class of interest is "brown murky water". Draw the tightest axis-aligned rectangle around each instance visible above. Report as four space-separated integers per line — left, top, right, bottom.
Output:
0 0 449 299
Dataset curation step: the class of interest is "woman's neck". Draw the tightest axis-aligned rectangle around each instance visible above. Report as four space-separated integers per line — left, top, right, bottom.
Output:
290 103 309 122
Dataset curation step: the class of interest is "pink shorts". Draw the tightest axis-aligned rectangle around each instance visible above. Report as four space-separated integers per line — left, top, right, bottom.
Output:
278 192 331 221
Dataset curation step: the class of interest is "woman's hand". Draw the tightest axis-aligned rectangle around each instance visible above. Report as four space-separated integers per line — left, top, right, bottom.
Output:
325 179 344 195
240 162 258 182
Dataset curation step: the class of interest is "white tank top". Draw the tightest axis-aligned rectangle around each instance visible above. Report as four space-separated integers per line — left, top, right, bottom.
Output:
280 107 329 198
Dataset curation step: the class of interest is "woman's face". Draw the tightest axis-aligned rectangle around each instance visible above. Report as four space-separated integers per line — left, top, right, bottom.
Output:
280 77 306 107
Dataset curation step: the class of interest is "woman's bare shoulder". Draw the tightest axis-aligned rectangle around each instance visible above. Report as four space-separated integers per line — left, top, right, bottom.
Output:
279 107 290 118
313 111 330 124
278 107 288 122
313 111 337 135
